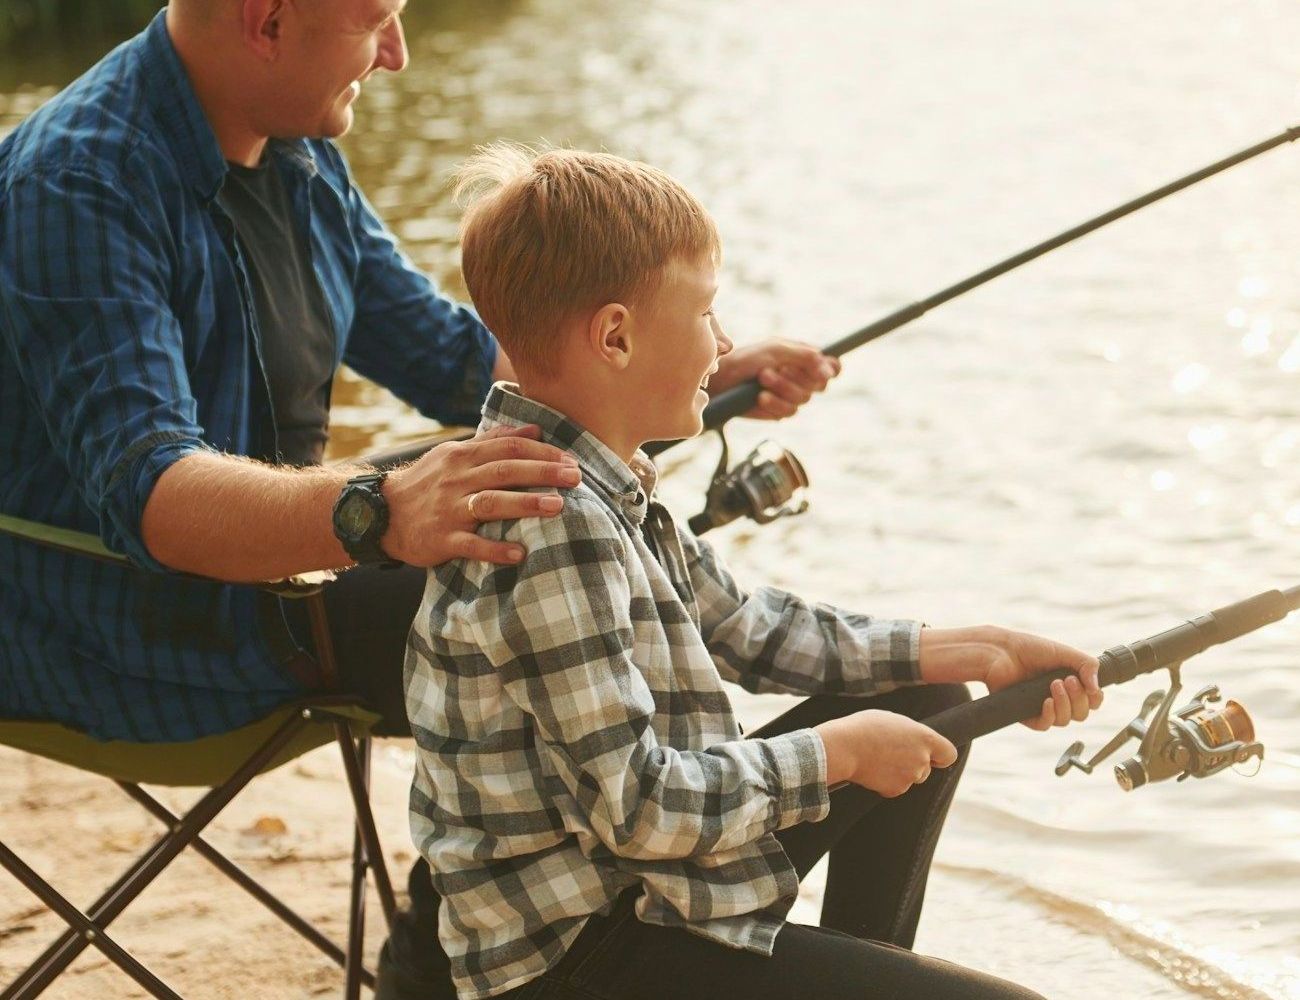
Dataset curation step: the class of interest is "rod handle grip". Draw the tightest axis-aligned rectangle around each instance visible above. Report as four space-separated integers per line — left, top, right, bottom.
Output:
1206 589 1294 641
826 668 1081 796
924 668 1075 747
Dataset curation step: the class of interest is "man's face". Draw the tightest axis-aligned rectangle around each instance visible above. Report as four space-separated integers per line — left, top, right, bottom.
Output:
625 254 732 444
270 0 408 139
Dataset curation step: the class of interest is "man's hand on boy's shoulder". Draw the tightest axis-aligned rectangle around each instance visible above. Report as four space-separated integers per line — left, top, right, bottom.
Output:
383 424 582 567
709 339 842 420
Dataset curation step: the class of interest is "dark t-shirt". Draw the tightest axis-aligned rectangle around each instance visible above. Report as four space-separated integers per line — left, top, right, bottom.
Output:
218 158 335 466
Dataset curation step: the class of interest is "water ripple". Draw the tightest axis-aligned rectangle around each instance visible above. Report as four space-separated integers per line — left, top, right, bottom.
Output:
939 862 1293 1000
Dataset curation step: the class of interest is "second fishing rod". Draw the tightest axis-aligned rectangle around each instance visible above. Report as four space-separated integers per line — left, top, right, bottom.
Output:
660 124 1300 535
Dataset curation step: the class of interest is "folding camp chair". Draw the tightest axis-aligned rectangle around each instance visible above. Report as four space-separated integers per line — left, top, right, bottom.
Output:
0 512 399 1000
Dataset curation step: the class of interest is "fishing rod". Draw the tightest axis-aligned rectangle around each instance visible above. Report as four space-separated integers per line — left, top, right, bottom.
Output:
656 124 1300 534
832 584 1300 799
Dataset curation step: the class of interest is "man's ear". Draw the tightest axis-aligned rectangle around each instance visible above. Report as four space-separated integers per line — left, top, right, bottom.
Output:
241 0 284 60
588 303 632 370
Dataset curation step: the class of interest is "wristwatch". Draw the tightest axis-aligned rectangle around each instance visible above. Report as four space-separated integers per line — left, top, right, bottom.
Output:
332 472 400 566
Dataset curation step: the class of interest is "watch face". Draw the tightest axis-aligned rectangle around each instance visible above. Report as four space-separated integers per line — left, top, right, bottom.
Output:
339 495 377 538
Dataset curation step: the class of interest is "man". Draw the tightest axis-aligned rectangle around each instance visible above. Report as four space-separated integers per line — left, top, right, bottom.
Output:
0 0 838 993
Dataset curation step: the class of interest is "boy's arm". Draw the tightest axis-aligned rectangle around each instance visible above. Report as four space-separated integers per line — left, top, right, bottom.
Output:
679 527 923 697
459 499 831 862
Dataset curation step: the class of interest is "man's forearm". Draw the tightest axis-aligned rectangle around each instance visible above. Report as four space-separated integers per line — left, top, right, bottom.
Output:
141 451 355 581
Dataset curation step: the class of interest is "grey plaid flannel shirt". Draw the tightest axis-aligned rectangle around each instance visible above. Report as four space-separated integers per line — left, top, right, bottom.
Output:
406 384 923 999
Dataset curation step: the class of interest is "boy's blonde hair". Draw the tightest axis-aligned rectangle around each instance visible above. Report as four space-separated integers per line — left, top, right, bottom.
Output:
455 144 721 377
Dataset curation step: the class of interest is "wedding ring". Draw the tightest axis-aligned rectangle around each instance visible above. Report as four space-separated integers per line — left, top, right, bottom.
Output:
467 492 481 521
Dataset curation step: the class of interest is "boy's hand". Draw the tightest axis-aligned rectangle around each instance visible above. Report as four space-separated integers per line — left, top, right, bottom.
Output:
709 339 841 420
919 626 1103 731
383 424 581 567
816 709 959 797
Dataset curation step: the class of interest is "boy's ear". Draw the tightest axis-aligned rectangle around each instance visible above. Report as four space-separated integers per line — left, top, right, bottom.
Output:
588 303 632 370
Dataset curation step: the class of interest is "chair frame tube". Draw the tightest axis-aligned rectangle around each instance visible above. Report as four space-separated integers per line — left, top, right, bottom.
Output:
116 782 352 974
0 843 183 1000
2 710 307 999
1 519 400 999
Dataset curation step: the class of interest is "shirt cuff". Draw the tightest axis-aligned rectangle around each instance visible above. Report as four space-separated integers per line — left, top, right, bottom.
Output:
763 728 831 830
102 432 213 572
865 617 924 686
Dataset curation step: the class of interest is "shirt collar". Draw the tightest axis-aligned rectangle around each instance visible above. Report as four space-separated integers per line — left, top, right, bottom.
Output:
139 13 318 203
479 383 658 525
139 11 228 204
268 139 320 178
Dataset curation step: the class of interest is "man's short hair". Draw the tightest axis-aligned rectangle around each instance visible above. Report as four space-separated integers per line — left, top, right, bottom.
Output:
455 144 721 377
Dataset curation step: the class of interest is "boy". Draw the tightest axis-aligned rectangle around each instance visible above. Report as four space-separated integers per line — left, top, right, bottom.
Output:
405 144 1101 1000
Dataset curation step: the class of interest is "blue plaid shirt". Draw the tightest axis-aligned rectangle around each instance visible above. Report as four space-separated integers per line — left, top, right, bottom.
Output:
0 12 497 741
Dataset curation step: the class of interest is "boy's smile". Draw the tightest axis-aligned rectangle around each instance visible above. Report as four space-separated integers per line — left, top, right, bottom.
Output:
630 254 732 446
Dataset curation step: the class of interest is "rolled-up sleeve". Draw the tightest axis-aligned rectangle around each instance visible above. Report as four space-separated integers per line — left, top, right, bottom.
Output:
339 174 497 427
0 166 209 570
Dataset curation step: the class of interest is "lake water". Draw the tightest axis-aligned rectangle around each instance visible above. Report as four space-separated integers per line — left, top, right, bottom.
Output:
3 2 1299 997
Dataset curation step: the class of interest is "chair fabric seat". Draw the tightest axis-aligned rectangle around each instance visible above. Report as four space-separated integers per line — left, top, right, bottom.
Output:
0 700 380 787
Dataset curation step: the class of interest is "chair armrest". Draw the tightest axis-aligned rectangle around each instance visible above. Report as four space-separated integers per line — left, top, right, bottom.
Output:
262 569 338 598
0 511 127 564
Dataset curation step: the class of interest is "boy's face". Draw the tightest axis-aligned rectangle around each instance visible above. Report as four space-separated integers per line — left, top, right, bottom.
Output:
627 254 732 444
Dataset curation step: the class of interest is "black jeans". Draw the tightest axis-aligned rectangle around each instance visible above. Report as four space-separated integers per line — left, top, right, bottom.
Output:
300 565 1040 1000
493 885 1045 1000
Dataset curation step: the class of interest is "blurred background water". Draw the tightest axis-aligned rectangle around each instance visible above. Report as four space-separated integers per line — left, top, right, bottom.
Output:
4 2 1300 996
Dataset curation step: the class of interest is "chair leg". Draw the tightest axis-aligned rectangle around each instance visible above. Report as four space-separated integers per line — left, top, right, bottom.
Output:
334 724 398 928
0 842 184 1000
117 783 375 986
2 711 308 1000
342 737 371 1000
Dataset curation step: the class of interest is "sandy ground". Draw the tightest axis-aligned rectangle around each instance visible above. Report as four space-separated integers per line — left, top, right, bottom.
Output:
1 726 1178 1000
0 739 419 999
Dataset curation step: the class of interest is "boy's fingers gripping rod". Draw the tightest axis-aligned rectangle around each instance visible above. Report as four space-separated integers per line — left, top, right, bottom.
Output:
928 585 1300 748
646 125 1300 459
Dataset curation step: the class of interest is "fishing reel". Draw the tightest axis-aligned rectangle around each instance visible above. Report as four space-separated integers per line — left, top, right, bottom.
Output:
687 431 810 535
1055 663 1262 791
